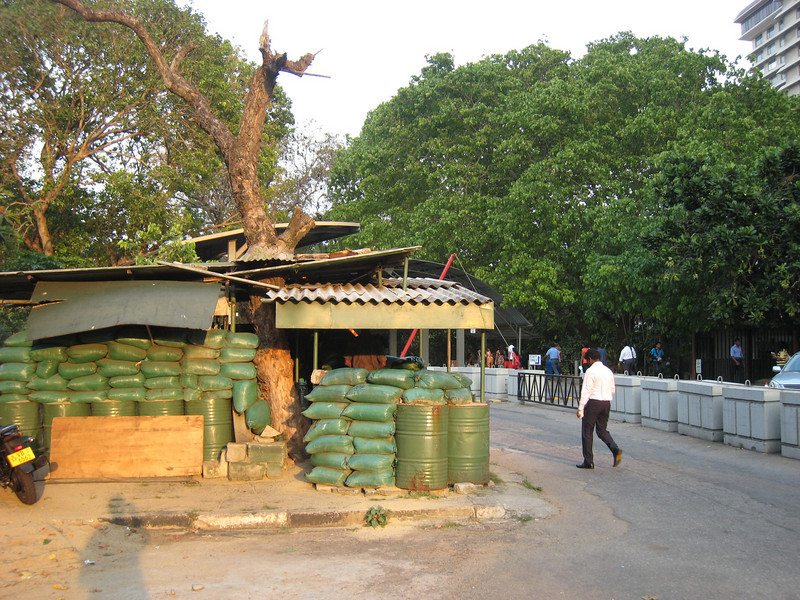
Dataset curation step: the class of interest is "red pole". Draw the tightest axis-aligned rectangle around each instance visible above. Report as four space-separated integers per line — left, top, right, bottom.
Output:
399 254 456 357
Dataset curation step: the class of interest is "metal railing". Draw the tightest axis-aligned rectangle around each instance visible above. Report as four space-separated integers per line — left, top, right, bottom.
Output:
518 372 582 408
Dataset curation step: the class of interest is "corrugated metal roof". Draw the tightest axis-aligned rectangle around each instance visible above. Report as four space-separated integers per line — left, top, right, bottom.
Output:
264 278 492 306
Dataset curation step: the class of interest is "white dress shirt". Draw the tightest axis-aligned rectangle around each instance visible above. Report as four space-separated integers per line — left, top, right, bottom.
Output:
579 360 616 412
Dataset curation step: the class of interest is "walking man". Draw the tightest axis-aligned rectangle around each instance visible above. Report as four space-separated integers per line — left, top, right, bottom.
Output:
577 348 622 469
545 343 561 375
618 344 637 374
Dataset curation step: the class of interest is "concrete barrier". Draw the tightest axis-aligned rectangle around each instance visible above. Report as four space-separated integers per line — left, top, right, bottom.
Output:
611 375 643 423
779 389 800 459
723 386 781 453
641 377 679 432
677 380 724 442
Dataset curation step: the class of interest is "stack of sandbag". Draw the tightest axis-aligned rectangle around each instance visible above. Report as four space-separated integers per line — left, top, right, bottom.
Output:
401 370 475 405
0 332 42 444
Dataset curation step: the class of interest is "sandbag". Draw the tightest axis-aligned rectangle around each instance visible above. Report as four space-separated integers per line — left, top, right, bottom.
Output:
182 345 220 359
199 375 233 391
220 362 257 380
225 332 259 349
366 368 416 390
219 347 257 363
301 401 349 420
415 370 463 390
188 329 227 349
108 372 146 388
304 435 354 455
346 453 395 473
446 387 474 404
114 327 152 349
344 470 394 488
67 343 108 363
0 347 32 363
29 390 70 404
232 379 259 413
0 380 28 394
107 341 148 361
402 387 446 405
69 390 108 403
341 402 396 422
385 355 426 371
27 375 69 391
3 332 32 347
181 359 221 376
310 453 350 470
345 384 402 404
245 399 271 435
0 393 29 403
319 368 369 386
347 420 395 439
305 384 351 403
108 387 147 402
35 360 59 378
149 327 187 348
352 437 396 455
58 362 97 380
67 373 109 391
184 388 202 402
30 345 68 362
144 376 180 389
180 374 199 389
0 362 36 381
147 346 184 361
450 372 473 389
202 389 233 400
303 419 350 442
140 361 182 378
146 388 184 401
97 359 140 377
306 466 350 486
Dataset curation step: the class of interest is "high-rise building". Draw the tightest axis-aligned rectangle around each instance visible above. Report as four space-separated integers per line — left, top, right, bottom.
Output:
736 0 800 95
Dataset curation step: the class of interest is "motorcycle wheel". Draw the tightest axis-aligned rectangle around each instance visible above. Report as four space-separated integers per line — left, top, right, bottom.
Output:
11 468 37 505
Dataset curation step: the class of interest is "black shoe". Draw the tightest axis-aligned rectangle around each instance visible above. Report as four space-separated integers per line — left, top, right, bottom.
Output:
576 462 594 469
613 449 622 467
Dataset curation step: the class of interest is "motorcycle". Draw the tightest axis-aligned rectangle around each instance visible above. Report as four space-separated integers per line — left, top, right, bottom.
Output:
1 423 48 505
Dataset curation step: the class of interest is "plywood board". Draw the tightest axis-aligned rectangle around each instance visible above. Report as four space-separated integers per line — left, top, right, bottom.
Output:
49 416 204 480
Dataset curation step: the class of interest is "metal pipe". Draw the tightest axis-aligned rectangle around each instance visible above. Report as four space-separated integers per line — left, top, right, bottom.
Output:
400 253 456 357
313 331 319 371
480 331 486 403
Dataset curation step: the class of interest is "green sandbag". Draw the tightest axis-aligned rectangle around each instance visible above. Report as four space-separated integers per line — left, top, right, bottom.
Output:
446 387 474 404
232 379 259 413
107 341 148 361
0 347 31 363
225 332 259 349
320 368 369 386
345 384 402 404
146 388 184 401
0 362 36 381
366 368 416 389
115 326 152 349
188 329 227 349
219 347 257 363
0 380 28 394
109 372 146 388
181 359 220 376
342 402 396 422
30 345 68 362
182 345 220 359
147 346 184 361
67 373 109 391
140 361 182 378
0 393 29 403
67 343 108 363
414 370 463 390
144 376 180 389
58 361 97 379
36 360 59 378
180 373 199 388
301 401 349 420
305 435 354 455
345 470 394 488
245 399 271 435
311 453 350 470
303 419 350 442
3 331 32 347
97 359 140 377
346 453 395 473
450 372 473 389
70 390 108 403
305 384 351 403
199 375 233 391
353 436 396 455
347 420 395 439
402 387 446 405
306 466 350 486
108 387 146 402
385 355 426 371
27 375 69 391
220 362 257 380
29 390 70 404
202 389 233 400
149 327 187 348
184 388 202 402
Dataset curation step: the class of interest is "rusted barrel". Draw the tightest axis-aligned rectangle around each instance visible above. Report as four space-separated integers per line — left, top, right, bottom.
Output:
448 403 490 484
41 402 91 454
0 400 42 451
395 404 448 491
185 397 233 461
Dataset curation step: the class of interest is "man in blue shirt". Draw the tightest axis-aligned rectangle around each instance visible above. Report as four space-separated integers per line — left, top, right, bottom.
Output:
730 338 744 383
545 344 561 375
650 342 665 376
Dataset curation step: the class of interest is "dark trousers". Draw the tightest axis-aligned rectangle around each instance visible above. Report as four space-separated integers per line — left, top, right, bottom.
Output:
581 399 619 466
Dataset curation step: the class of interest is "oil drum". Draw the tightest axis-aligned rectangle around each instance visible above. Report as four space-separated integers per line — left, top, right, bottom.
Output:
395 404 448 491
185 397 233 461
0 400 42 450
448 403 490 484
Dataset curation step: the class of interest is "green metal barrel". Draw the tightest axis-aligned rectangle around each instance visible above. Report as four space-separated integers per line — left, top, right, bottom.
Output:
0 401 42 451
448 403 490 485
137 399 184 416
395 404 448 491
91 400 137 417
41 402 91 454
185 397 233 461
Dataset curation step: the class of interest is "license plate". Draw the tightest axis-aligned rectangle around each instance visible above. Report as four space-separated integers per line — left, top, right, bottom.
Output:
7 446 35 468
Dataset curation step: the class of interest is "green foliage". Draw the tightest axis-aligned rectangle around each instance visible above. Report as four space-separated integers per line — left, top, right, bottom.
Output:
364 505 389 528
117 222 199 265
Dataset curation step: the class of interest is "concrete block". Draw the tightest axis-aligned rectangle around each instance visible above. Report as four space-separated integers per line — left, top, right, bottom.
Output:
228 462 266 481
226 442 248 463
265 461 284 479
247 441 286 464
202 460 225 479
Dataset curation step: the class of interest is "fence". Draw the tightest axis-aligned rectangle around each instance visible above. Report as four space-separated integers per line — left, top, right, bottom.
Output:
518 372 582 408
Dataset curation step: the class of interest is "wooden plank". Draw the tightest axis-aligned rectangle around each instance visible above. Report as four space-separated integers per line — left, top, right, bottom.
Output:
49 416 204 480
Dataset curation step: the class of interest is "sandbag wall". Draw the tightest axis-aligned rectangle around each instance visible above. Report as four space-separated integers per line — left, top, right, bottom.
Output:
0 328 269 461
302 366 481 490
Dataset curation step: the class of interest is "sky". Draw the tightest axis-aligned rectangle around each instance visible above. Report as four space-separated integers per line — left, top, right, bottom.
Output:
186 0 754 138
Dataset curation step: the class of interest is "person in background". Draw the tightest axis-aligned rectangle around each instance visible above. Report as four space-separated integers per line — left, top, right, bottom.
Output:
495 348 504 368
576 348 622 469
545 343 561 375
730 338 744 383
618 344 637 375
597 346 608 366
580 346 590 375
650 342 665 376
485 348 494 368
508 345 521 369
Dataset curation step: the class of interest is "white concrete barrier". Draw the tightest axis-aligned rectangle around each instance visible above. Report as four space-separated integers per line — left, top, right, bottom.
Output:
611 375 643 423
641 377 679 432
722 386 782 453
779 389 800 459
677 380 724 442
